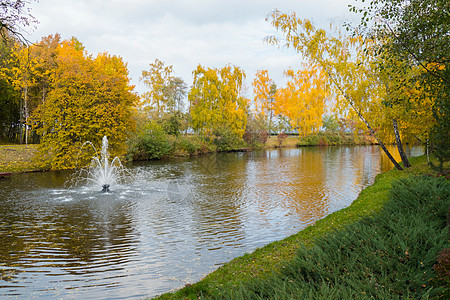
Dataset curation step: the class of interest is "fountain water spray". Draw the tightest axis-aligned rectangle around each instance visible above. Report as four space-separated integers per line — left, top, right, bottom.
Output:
68 136 128 192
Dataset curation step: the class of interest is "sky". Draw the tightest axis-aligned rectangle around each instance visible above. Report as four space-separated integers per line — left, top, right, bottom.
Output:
26 0 362 97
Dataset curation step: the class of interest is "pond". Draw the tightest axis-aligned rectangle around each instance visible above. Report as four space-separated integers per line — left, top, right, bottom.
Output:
0 145 422 299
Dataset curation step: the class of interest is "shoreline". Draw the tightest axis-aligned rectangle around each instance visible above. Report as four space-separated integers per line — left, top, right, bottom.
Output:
0 135 380 174
153 155 447 299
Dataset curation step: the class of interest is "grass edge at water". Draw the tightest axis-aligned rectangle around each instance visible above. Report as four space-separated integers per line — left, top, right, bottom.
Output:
153 155 448 299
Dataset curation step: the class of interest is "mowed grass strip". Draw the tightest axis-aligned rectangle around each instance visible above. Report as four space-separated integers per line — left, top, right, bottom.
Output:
0 144 39 173
154 156 449 299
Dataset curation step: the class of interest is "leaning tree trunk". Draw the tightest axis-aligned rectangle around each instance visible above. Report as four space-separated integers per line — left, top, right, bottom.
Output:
333 81 404 170
352 107 403 170
393 119 411 168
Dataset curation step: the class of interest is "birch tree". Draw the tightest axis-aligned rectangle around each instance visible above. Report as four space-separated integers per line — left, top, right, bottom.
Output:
266 10 405 170
189 64 248 137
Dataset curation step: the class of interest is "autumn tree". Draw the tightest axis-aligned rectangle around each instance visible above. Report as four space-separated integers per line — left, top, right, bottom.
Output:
140 59 182 118
266 10 406 170
188 64 248 138
32 38 137 169
252 70 277 134
4 34 61 144
29 34 61 105
6 42 43 145
274 64 327 137
368 55 439 168
352 0 449 167
0 34 20 142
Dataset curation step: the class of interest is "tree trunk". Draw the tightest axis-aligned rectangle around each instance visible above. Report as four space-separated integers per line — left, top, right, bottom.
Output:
393 119 411 168
324 70 403 170
268 109 273 135
24 80 29 147
349 102 404 170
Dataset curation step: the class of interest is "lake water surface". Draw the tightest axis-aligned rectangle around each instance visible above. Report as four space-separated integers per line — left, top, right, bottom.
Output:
0 145 422 299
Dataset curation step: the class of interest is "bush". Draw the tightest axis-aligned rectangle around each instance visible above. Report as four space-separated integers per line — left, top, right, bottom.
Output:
276 132 288 147
159 112 185 136
126 122 173 161
176 135 213 155
243 116 269 148
212 126 245 152
296 132 358 146
322 115 340 132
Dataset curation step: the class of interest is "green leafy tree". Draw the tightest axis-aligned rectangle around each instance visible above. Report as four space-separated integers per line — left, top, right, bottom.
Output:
322 115 340 133
127 121 172 161
164 76 187 113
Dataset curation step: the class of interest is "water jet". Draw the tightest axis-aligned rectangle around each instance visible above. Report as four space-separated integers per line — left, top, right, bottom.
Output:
71 136 127 192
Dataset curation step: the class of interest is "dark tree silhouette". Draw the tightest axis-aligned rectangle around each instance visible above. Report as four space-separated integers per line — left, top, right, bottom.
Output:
0 0 37 44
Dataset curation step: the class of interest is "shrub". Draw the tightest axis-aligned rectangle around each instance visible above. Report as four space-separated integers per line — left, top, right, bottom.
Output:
126 122 173 161
159 112 185 136
176 135 214 155
296 132 358 146
276 132 288 147
212 126 245 152
243 117 269 148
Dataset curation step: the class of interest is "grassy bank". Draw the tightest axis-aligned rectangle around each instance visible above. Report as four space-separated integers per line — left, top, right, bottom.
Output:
296 132 376 146
264 135 300 148
127 131 375 162
0 144 40 173
154 156 449 299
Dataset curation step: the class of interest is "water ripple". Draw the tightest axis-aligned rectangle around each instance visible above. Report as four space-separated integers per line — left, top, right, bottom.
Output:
0 146 423 299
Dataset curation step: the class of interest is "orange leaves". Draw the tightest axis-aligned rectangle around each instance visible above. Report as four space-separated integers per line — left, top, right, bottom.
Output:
32 38 137 169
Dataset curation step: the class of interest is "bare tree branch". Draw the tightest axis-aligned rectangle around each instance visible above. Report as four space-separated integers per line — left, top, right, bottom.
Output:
0 0 38 44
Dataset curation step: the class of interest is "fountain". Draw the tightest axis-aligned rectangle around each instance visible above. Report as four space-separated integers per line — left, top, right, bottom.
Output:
69 136 128 192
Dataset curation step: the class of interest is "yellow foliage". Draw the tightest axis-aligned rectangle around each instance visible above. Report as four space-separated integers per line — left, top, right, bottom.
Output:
140 59 174 118
252 70 276 117
188 65 248 137
266 9 435 148
31 38 137 169
274 64 327 137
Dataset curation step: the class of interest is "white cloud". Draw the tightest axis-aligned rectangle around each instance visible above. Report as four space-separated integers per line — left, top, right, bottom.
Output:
27 0 361 95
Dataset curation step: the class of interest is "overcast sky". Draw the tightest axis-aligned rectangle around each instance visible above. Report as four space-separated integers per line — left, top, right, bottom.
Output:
26 0 362 96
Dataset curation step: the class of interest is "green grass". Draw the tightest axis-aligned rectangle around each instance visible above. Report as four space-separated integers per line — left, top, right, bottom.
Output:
296 132 376 147
154 156 449 299
217 175 449 299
